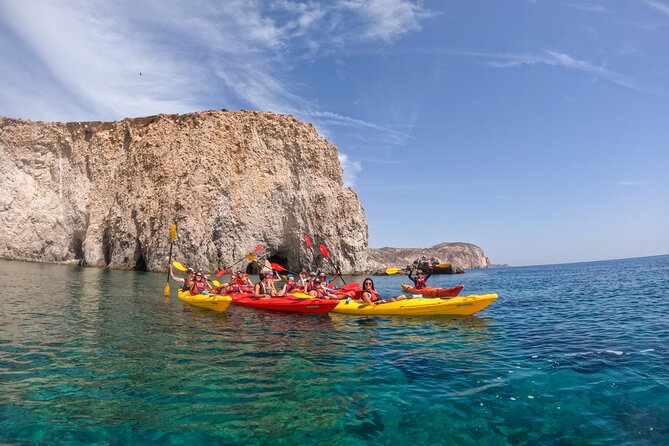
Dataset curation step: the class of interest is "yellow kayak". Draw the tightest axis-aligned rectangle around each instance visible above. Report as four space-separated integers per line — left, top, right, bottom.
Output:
332 294 498 316
177 290 232 312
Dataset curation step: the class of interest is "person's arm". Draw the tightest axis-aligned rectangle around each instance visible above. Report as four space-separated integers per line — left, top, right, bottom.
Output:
408 270 417 285
425 270 432 282
169 265 185 284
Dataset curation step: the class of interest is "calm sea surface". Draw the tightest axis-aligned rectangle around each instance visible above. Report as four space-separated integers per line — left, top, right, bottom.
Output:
1 255 668 445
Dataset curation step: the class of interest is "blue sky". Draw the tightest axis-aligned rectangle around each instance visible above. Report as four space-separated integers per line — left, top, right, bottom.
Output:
1 0 668 266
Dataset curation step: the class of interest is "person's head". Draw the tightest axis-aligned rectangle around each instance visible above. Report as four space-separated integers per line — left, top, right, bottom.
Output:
309 272 316 279
195 272 204 281
287 274 295 282
187 267 195 277
362 278 375 290
318 272 326 279
314 278 322 285
300 270 307 277
417 269 423 276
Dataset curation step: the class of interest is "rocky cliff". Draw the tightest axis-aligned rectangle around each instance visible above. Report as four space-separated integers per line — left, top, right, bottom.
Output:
368 242 490 272
0 110 369 273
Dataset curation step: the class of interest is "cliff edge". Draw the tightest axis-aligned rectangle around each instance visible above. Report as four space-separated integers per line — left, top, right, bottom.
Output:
0 110 369 273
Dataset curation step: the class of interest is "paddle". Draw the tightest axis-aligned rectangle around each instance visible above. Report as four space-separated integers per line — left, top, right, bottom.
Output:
292 292 314 299
319 243 346 285
385 267 401 275
164 224 177 297
172 260 187 272
215 244 265 277
304 234 319 271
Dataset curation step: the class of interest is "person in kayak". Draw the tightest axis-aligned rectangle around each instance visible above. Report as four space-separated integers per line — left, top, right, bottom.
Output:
408 267 432 290
170 265 196 291
190 271 213 295
360 278 406 304
298 270 309 291
280 274 302 296
305 271 317 293
308 278 339 299
254 272 278 298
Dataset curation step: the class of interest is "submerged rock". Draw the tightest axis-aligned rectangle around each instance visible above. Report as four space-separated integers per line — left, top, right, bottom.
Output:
0 111 369 273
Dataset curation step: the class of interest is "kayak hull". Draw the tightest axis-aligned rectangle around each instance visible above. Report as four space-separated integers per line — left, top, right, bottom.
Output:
401 283 464 297
333 294 498 316
231 294 339 314
177 290 232 312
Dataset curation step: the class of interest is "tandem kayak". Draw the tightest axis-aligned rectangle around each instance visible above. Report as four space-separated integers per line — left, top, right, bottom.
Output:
332 294 498 316
400 283 464 297
177 290 232 312
230 294 340 314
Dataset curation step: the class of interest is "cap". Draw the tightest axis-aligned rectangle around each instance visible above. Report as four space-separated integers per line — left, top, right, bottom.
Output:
314 278 322 284
309 272 316 276
417 269 423 274
187 267 195 273
266 271 274 276
287 274 294 278
318 272 326 277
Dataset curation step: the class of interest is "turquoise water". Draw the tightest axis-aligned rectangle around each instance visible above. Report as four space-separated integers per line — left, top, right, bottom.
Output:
1 256 668 445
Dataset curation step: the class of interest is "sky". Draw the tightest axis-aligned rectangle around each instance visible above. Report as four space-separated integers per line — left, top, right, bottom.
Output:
1 0 668 266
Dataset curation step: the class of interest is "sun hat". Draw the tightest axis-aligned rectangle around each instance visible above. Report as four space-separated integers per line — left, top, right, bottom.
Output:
309 272 316 276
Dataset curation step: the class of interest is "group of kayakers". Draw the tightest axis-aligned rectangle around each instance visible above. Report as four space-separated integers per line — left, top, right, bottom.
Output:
169 260 437 305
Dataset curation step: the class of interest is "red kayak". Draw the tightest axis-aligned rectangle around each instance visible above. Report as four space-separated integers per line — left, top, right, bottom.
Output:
400 283 464 297
230 294 339 314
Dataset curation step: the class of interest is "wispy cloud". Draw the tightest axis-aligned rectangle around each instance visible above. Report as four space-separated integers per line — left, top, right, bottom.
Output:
0 1 430 184
618 180 650 186
430 48 667 96
644 0 669 18
565 2 609 13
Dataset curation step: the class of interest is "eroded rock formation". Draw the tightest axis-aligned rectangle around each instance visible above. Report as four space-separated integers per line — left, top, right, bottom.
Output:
0 111 369 273
368 242 490 272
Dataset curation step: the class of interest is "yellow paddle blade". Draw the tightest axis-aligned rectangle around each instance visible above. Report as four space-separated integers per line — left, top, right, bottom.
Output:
436 263 451 268
293 292 314 299
164 282 170 297
172 261 187 272
212 280 221 288
385 267 401 275
245 254 257 262
169 224 176 242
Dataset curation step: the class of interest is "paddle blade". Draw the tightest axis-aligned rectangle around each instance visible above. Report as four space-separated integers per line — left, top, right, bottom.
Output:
164 282 170 297
212 280 221 288
303 234 312 249
292 292 314 299
252 244 264 254
215 268 227 278
169 224 176 242
385 267 401 275
245 254 257 262
270 262 287 271
319 243 329 258
172 261 187 272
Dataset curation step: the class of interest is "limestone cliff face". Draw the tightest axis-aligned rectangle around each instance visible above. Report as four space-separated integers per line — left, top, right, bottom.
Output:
0 111 369 273
368 242 490 271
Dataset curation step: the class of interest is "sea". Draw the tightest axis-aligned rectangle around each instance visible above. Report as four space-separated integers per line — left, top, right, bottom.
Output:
1 255 668 445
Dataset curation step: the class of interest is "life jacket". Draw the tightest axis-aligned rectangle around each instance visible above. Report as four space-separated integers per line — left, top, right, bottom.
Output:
227 283 241 293
235 279 246 286
364 289 381 302
258 282 274 295
414 276 427 289
286 281 300 292
190 280 206 295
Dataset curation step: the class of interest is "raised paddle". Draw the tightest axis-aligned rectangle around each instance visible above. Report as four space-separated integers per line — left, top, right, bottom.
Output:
319 243 347 285
172 260 188 272
164 224 177 297
215 244 265 277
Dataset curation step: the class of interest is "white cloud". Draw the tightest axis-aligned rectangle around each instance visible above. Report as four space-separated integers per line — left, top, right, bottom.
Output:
644 0 669 18
338 153 362 187
434 48 667 96
618 180 650 186
338 0 427 41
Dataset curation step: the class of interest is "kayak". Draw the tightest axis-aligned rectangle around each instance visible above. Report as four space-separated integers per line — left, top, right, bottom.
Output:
230 294 340 314
400 283 464 297
177 290 232 312
332 294 498 316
